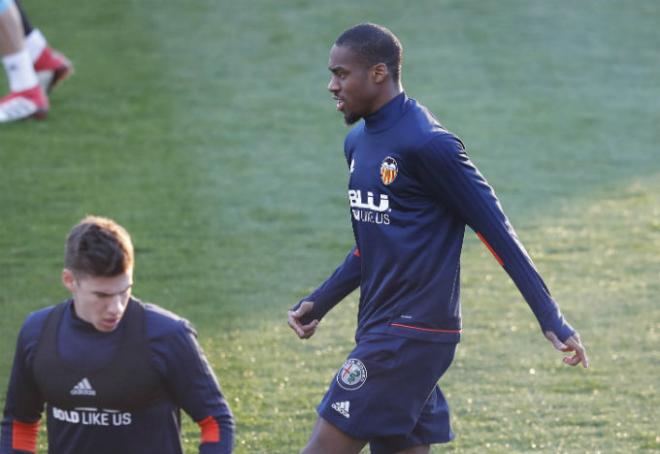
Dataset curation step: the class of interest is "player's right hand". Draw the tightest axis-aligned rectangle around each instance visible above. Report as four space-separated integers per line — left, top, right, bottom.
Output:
288 301 319 339
544 330 589 368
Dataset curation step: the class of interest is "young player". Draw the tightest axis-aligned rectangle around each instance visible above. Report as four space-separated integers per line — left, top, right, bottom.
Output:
288 23 588 454
0 216 234 454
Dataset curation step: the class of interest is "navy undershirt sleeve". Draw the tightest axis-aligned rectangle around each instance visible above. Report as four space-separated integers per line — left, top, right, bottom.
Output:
1 312 48 454
413 135 575 341
293 247 362 324
150 321 234 454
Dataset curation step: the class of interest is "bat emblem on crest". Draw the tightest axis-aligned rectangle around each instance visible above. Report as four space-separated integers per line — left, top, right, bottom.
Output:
380 156 398 185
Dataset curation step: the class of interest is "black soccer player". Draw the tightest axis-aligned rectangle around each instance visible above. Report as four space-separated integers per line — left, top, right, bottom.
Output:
288 23 588 454
0 216 234 454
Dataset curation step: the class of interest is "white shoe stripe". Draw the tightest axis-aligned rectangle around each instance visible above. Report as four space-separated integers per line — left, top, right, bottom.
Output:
0 97 39 122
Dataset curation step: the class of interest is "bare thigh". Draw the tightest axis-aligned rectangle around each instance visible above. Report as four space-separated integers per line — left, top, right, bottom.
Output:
395 446 430 454
300 416 367 454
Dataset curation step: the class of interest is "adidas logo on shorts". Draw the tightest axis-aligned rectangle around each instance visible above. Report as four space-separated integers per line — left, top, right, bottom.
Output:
331 401 350 418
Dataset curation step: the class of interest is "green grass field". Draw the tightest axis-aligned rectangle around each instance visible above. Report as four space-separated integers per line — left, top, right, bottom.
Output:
1 0 658 452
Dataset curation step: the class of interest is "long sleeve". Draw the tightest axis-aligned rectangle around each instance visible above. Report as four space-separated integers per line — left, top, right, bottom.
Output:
151 322 234 454
1 320 45 454
294 246 362 324
413 134 574 341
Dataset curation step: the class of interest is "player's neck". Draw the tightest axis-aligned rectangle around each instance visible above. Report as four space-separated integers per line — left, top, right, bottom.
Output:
369 83 403 116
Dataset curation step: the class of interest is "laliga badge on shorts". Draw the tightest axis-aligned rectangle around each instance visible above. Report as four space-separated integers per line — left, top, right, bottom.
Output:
337 358 367 391
380 156 398 185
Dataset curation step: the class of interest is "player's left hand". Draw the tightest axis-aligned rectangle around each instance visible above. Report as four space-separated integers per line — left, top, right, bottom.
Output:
544 331 589 368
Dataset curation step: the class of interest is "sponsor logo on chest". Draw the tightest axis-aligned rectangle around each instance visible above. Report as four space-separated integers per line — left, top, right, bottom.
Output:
348 189 389 212
348 154 400 225
52 406 132 427
348 189 390 225
58 377 132 427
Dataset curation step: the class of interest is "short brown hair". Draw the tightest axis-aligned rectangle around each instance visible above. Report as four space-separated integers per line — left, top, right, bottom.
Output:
64 216 134 277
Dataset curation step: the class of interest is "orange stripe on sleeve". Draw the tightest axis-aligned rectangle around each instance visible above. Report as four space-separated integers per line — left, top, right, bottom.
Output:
353 248 361 257
476 232 504 266
12 420 39 453
198 416 220 444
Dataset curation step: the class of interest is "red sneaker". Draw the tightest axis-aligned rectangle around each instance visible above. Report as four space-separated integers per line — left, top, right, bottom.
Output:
0 85 49 123
34 47 74 93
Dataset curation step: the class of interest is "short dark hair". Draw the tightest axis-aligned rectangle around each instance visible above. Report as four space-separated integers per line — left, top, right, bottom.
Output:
64 216 134 277
335 23 403 82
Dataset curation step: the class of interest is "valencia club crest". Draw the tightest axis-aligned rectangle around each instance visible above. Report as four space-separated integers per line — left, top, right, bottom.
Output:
380 156 398 185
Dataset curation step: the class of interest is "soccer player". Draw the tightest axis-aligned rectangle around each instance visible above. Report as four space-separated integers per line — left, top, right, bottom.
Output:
288 23 589 454
0 216 234 453
0 0 72 123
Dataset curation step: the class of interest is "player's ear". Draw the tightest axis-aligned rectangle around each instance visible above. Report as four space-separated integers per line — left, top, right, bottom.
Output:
371 63 389 84
62 268 76 292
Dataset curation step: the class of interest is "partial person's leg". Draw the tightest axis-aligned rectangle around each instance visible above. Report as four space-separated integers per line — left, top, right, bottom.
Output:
301 416 367 454
0 0 23 53
369 340 457 454
397 446 430 454
0 0 48 122
13 0 73 93
12 0 31 34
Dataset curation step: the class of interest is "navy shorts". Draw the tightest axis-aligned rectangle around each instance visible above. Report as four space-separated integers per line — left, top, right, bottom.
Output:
317 333 457 454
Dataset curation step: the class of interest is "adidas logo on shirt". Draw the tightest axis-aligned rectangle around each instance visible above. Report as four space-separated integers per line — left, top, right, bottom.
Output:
70 378 96 396
331 401 350 418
